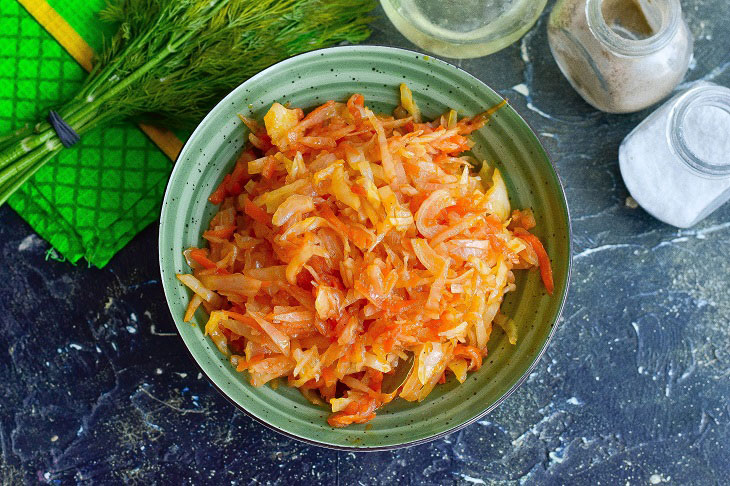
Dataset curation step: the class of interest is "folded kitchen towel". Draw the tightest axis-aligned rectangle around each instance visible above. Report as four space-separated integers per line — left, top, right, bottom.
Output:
0 0 180 267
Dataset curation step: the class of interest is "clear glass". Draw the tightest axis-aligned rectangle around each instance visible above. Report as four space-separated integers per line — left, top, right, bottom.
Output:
548 0 693 113
670 86 730 178
380 0 548 59
619 82 730 228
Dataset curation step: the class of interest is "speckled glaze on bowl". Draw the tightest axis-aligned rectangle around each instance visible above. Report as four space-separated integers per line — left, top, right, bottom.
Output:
159 46 571 450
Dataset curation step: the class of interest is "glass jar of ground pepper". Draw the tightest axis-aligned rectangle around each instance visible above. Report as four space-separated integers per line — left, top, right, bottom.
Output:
548 0 693 113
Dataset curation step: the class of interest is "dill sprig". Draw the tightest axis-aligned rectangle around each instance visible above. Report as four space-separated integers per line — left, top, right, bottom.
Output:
0 0 374 206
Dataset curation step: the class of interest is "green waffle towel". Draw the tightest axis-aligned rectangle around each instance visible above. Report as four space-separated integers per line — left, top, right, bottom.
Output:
0 0 175 267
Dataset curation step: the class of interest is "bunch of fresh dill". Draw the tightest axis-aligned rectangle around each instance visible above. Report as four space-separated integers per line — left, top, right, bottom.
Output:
0 0 374 205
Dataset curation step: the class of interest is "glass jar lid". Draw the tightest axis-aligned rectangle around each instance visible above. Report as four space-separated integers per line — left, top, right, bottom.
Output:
670 84 730 178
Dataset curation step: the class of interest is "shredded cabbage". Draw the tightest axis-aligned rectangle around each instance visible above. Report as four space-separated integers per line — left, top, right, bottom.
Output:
178 87 553 427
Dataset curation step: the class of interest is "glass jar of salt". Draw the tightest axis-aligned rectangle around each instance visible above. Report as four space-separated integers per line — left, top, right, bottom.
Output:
548 0 693 113
619 82 730 228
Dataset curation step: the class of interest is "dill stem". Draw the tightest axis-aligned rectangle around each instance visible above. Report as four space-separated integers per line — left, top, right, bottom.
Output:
0 0 375 206
0 25 199 173
0 25 203 201
0 125 33 151
0 108 111 204
0 153 58 208
0 26 163 168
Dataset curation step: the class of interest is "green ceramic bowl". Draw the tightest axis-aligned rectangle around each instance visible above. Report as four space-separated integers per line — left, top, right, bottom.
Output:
159 46 571 450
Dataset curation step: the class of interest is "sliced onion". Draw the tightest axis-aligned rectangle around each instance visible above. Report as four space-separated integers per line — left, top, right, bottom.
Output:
415 189 454 238
248 356 296 386
281 216 332 240
411 239 446 275
363 352 392 373
272 194 315 226
331 165 361 210
249 311 291 356
183 294 203 322
176 273 220 305
245 265 287 282
337 316 360 346
220 318 260 340
364 108 397 182
285 236 326 284
431 214 482 247
494 313 518 345
199 273 262 297
341 375 372 394
417 342 444 385
203 310 229 356
253 178 307 213
439 320 468 340
447 358 468 383
315 285 344 320
272 307 314 323
484 168 510 222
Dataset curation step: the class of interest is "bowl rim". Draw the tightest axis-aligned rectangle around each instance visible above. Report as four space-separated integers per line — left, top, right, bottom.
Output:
158 44 573 451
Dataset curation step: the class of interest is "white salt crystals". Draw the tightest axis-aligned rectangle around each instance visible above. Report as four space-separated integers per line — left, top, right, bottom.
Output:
682 105 730 166
619 82 730 228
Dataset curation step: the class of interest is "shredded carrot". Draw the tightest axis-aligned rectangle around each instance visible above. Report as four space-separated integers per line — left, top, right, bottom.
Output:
178 86 553 427
209 175 231 205
515 228 554 295
346 93 364 125
242 197 271 225
204 225 236 239
261 156 278 180
188 248 217 269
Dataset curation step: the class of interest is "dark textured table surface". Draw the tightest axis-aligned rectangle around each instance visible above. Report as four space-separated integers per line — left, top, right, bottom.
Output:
2 1 729 484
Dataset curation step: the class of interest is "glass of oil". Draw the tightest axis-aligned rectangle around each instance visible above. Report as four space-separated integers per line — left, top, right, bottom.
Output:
380 0 548 59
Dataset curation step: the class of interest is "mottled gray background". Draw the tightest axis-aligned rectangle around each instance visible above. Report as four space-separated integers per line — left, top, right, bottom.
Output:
1 0 729 484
